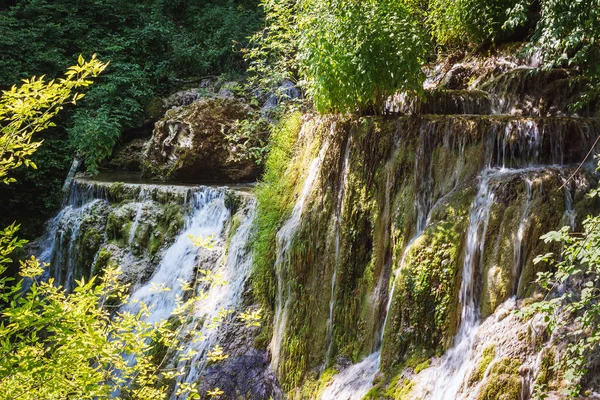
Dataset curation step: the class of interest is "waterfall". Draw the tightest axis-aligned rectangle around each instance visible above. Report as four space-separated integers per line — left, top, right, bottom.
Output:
128 188 146 247
39 177 261 395
172 199 257 396
125 188 229 323
324 137 352 370
562 182 577 230
37 180 202 291
37 182 109 291
322 125 442 400
270 137 330 373
513 178 533 294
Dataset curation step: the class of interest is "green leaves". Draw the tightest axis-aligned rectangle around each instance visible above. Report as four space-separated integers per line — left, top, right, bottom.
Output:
0 55 107 184
247 0 429 114
428 0 520 47
526 210 600 397
0 0 263 173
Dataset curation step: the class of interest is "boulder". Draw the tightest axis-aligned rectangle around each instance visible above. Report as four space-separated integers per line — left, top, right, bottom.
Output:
143 98 263 183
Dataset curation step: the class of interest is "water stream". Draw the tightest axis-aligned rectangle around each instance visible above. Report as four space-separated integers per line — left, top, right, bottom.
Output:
270 137 330 372
321 128 441 400
324 137 352 369
173 200 257 396
424 169 496 400
125 188 229 323
513 178 533 295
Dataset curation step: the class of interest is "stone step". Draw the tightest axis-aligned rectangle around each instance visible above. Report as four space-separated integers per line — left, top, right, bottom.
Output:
386 68 597 117
391 115 600 169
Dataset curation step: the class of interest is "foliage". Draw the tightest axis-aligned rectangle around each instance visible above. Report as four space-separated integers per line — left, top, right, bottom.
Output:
523 185 600 396
0 0 262 170
0 57 106 238
227 111 271 165
0 55 107 184
246 0 428 114
0 264 191 400
535 0 599 109
507 0 600 109
428 0 519 47
0 0 262 237
245 0 300 92
298 0 428 113
0 135 74 239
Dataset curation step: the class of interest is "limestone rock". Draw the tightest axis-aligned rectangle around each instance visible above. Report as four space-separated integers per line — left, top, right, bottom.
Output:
143 98 262 183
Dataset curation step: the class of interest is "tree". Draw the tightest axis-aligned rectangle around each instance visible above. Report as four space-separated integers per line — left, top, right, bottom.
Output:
298 0 428 113
428 0 520 47
246 0 428 114
506 0 600 109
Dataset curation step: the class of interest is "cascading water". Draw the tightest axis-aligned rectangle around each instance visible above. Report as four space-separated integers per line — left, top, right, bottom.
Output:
270 137 330 372
323 138 352 370
513 178 533 294
128 188 146 247
171 199 257 397
321 125 446 400
38 176 265 398
125 188 229 323
411 166 555 399
37 182 109 290
420 169 496 400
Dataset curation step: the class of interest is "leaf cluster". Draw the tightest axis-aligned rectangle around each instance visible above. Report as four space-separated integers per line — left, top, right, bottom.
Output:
523 190 600 397
0 55 107 184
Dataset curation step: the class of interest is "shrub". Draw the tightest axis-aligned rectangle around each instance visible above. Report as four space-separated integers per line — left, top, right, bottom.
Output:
298 0 428 113
429 0 520 47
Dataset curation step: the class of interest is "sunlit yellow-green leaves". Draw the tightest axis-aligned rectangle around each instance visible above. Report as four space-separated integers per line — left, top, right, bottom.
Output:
0 55 107 184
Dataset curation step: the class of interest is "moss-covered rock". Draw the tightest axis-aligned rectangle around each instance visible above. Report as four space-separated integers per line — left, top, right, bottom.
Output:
250 111 600 395
476 358 522 400
143 98 264 182
104 138 149 172
469 344 496 385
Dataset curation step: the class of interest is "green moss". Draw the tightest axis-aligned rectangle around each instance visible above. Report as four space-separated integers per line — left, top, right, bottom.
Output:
534 348 557 391
250 111 305 357
476 358 522 400
414 359 431 374
381 216 466 369
92 247 117 276
81 227 103 267
225 214 242 253
368 372 415 400
469 344 496 385
224 190 242 214
392 379 415 400
293 368 338 400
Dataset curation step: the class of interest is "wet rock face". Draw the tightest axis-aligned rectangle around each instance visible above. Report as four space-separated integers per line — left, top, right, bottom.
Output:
200 349 283 400
143 98 262 183
104 138 148 172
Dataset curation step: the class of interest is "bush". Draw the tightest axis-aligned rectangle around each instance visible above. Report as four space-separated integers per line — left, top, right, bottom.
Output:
534 0 599 109
247 0 429 114
299 0 428 113
428 0 520 47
